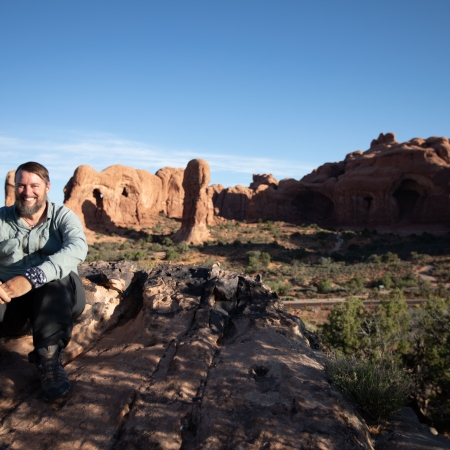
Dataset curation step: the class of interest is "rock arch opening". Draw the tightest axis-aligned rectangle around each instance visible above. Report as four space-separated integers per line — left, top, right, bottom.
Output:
393 179 422 220
364 197 373 211
292 191 334 222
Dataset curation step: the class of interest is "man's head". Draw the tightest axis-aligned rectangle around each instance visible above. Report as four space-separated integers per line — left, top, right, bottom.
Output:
14 162 50 216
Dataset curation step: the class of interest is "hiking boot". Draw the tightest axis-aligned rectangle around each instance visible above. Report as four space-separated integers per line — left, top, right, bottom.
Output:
35 345 71 402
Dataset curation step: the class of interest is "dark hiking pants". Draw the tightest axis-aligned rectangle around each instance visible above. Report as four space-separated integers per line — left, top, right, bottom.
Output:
0 271 85 361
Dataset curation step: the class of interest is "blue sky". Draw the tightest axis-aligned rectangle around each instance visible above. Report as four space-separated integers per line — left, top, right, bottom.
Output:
1 1 450 206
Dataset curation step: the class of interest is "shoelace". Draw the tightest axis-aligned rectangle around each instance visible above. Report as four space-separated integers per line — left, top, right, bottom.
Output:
37 359 67 383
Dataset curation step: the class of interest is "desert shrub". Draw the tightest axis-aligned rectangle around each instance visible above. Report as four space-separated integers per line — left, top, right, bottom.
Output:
162 237 173 246
324 353 410 423
119 241 131 250
176 243 190 254
245 251 271 273
260 252 271 267
265 280 292 296
233 239 242 247
410 251 429 262
408 296 450 428
317 278 332 294
124 250 146 261
367 254 381 263
373 274 394 290
323 292 410 357
165 248 179 261
347 275 366 291
381 252 399 263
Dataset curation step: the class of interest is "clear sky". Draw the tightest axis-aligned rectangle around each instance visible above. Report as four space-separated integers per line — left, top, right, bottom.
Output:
1 1 449 206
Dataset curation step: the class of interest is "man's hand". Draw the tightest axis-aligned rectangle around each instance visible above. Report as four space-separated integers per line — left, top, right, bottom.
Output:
0 282 11 305
1 276 32 301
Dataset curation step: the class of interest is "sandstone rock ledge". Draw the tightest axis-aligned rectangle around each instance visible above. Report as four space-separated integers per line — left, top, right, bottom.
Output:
0 262 376 449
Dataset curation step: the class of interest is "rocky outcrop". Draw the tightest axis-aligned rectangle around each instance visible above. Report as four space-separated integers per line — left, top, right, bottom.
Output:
4 170 15 207
0 262 380 449
250 173 279 191
173 159 213 245
246 134 450 232
154 166 185 218
63 164 185 231
209 184 253 221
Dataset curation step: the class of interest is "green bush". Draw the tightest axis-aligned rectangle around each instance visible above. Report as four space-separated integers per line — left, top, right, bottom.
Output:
165 248 179 261
347 275 366 291
317 278 333 293
176 243 190 254
381 252 399 263
162 237 173 246
245 251 271 273
260 252 271 267
373 274 394 289
265 280 292 296
367 254 381 263
324 353 410 423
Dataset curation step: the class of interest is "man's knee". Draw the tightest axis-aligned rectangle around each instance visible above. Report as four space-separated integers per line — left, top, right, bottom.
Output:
69 272 86 319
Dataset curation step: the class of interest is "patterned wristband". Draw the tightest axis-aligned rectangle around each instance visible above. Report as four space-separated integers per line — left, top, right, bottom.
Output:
24 267 47 289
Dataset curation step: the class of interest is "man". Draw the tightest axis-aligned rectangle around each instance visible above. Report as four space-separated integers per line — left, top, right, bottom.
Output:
0 162 88 402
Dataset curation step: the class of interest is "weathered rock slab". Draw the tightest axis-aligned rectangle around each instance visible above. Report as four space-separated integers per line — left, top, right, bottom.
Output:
0 262 380 449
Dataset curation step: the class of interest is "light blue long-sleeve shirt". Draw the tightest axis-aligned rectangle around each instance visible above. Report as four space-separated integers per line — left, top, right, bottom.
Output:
0 201 87 282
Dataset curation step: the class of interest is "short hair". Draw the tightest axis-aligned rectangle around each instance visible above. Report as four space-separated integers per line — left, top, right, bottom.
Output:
15 162 50 184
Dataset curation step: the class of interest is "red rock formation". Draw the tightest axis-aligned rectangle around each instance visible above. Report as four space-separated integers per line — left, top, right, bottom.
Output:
173 159 213 245
4 170 15 206
249 173 278 190
63 164 184 230
155 166 185 218
247 134 450 232
210 184 253 221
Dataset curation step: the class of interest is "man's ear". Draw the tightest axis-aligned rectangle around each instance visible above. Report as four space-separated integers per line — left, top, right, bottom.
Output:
46 182 50 193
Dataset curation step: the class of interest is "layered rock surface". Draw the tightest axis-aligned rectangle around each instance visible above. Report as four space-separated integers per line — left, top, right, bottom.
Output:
0 262 378 449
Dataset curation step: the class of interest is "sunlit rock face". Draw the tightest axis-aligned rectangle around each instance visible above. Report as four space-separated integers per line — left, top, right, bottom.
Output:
0 262 376 449
63 164 185 231
4 170 15 207
246 134 450 232
172 158 214 245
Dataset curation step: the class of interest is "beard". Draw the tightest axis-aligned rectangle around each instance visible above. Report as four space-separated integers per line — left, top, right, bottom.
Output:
15 195 48 217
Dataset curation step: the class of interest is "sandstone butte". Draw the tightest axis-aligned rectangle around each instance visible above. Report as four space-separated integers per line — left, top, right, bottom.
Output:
1 261 449 449
53 133 450 236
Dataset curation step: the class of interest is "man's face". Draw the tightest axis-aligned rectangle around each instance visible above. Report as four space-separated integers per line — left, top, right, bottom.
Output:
15 170 50 216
